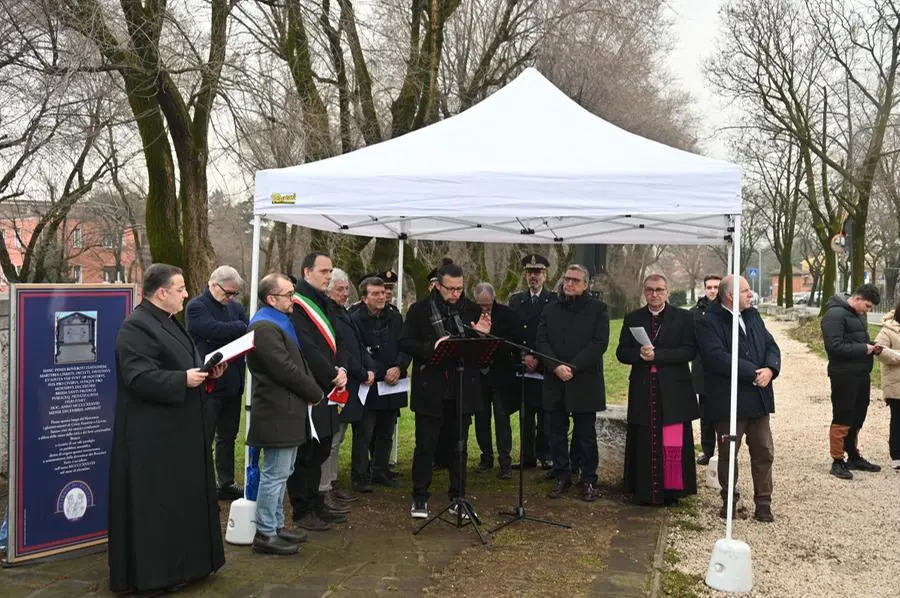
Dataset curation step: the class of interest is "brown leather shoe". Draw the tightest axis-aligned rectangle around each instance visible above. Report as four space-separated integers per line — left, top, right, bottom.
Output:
580 482 600 502
331 481 359 502
547 478 572 499
753 505 774 523
252 531 299 555
323 493 351 514
277 526 308 544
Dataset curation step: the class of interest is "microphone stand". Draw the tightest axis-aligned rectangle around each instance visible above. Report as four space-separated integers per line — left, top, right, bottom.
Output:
465 324 572 534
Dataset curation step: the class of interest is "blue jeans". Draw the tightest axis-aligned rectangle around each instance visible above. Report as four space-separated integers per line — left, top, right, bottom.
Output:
256 446 298 535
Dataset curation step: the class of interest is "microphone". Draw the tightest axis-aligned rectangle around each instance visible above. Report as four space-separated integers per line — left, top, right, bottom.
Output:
429 301 447 337
200 351 223 372
452 312 466 337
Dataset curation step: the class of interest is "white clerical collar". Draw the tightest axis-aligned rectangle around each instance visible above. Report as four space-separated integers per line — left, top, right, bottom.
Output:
648 304 665 316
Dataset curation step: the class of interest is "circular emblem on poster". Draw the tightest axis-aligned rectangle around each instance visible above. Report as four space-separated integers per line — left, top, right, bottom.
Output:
56 480 95 522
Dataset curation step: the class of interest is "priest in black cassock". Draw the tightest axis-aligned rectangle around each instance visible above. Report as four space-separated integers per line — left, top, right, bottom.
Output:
617 273 699 506
109 264 227 593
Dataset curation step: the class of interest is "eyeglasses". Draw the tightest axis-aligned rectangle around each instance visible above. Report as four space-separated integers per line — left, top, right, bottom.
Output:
269 291 294 299
439 283 464 294
216 283 240 298
644 287 668 295
563 277 585 284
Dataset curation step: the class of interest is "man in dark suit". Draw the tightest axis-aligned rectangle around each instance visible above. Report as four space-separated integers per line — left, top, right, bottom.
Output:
690 274 721 465
287 252 349 531
472 282 523 479
695 275 780 523
400 261 491 519
507 253 556 470
617 273 699 506
536 264 609 502
110 264 227 593
185 265 249 500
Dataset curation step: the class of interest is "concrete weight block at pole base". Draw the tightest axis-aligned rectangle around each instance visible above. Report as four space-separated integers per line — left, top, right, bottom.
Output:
225 498 257 545
706 538 753 593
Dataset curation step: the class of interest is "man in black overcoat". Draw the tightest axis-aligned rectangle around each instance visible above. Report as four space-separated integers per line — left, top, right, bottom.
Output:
352 276 411 489
690 275 721 465
110 264 227 594
617 273 699 506
507 253 556 470
695 275 780 523
400 261 491 519
286 252 349 531
536 264 609 502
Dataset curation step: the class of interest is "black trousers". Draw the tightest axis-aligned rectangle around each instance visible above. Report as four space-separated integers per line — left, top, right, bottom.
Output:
521 380 550 464
547 403 598 485
412 400 470 503
353 409 397 482
889 399 900 460
830 374 871 458
203 392 242 487
697 394 716 457
288 435 332 519
474 383 513 469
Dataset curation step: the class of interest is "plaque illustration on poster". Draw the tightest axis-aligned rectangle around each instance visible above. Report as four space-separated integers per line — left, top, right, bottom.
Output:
6 284 136 565
54 311 98 365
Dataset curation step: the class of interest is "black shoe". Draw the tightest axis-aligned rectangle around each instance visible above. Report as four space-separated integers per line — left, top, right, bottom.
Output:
317 508 348 523
216 483 243 501
252 532 299 555
753 506 774 523
294 512 331 531
352 481 374 493
547 478 572 499
371 474 400 488
538 458 553 470
497 467 513 480
277 526 308 544
696 454 712 466
580 482 600 502
830 460 854 479
322 493 351 514
718 501 748 519
331 482 359 502
847 455 882 472
475 459 493 473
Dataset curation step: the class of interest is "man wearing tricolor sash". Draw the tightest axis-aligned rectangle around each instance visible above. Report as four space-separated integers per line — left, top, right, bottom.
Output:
286 252 350 531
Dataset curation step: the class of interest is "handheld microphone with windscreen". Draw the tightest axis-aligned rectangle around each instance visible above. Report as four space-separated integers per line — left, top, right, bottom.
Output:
200 351 223 372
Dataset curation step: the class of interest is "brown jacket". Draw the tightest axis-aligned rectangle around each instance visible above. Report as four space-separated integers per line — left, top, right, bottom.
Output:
874 311 900 400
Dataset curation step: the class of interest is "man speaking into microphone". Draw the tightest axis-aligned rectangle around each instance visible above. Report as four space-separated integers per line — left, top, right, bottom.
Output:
400 261 491 519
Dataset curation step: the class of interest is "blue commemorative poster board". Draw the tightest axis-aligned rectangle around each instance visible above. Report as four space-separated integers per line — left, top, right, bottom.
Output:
6 284 136 565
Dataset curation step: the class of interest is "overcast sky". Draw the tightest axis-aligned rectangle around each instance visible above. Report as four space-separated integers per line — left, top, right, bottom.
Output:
665 0 733 160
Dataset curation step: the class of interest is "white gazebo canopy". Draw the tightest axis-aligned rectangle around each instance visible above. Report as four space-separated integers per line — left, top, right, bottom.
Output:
254 67 741 245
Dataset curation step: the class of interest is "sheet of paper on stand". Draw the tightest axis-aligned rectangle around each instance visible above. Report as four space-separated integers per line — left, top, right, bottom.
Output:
629 326 653 348
377 378 410 395
358 383 371 406
204 330 255 364
307 404 319 442
523 372 544 380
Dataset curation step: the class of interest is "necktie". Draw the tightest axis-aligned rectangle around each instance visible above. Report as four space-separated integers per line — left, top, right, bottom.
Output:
531 294 538 305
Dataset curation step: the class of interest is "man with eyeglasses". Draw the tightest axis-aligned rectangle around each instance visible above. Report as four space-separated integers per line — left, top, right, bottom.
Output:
186 265 249 501
617 274 699 507
536 264 609 502
691 275 721 465
400 261 491 519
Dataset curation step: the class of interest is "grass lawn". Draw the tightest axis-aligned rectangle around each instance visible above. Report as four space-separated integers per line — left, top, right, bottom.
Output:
232 319 629 486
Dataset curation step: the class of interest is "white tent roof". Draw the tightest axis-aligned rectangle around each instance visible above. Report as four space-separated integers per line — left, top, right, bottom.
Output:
254 68 741 245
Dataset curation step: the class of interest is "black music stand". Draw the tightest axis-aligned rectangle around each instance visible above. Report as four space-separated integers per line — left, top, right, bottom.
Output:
413 336 501 544
489 347 571 534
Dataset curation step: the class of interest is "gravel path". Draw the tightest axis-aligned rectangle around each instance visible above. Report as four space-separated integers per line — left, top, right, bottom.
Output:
667 319 898 597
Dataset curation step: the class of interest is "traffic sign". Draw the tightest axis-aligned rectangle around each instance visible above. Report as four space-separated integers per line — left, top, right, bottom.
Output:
747 267 759 279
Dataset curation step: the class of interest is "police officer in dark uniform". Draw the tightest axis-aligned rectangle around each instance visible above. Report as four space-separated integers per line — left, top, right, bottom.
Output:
507 253 555 469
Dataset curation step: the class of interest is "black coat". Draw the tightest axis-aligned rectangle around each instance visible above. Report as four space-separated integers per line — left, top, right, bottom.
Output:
535 292 610 413
695 301 781 423
332 303 377 423
616 305 699 426
246 321 323 448
821 294 874 377
109 300 224 593
689 296 712 395
508 288 556 407
352 306 411 411
481 301 524 412
400 290 483 417
290 279 346 437
185 289 248 397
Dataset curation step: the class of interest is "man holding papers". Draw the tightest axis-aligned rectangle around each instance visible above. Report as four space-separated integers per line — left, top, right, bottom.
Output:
352 276 411 490
186 265 249 500
287 252 349 531
617 273 699 507
246 273 324 555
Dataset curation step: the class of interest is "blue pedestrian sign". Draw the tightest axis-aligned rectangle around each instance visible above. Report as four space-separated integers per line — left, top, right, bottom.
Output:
747 267 759 279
